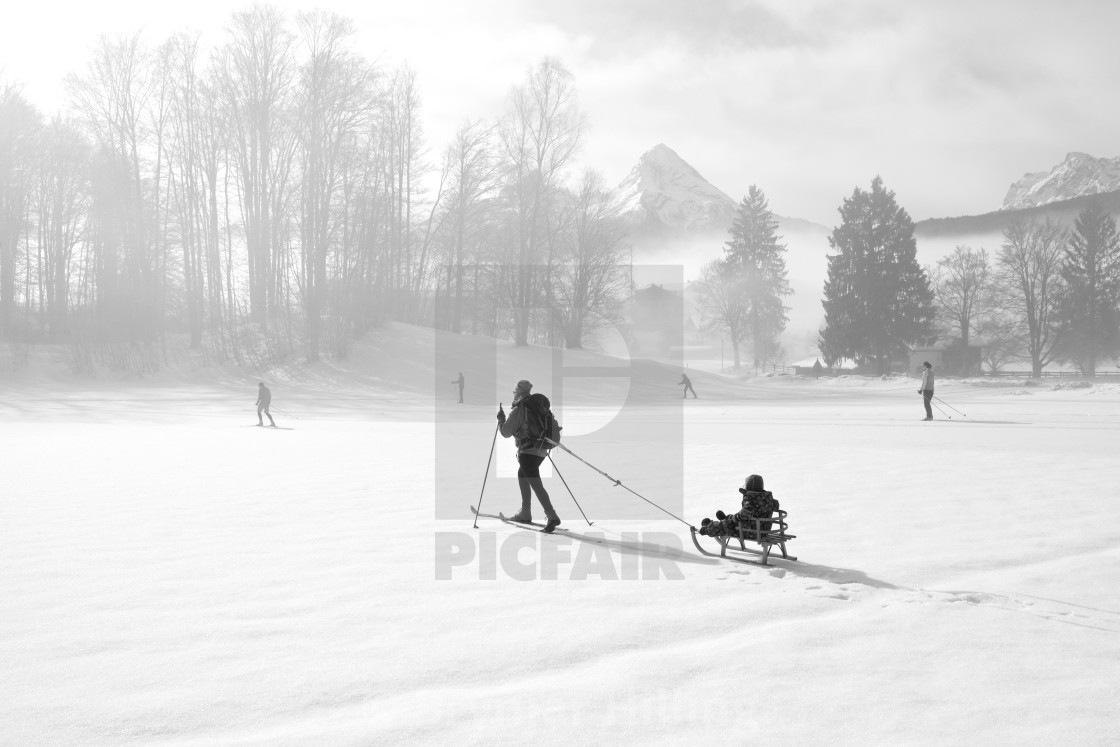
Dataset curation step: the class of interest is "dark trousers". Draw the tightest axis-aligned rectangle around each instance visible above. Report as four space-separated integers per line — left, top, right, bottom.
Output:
516 453 558 521
922 390 933 419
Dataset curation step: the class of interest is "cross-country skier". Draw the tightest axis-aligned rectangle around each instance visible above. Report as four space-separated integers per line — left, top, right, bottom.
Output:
679 372 697 398
451 372 465 403
496 379 561 533
918 362 935 421
256 382 276 427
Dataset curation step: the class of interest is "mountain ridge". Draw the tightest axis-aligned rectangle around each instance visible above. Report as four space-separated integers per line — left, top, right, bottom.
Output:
1002 152 1120 211
615 143 829 236
918 186 1120 238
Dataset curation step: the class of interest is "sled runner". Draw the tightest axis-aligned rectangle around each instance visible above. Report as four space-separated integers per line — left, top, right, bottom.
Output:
689 510 797 566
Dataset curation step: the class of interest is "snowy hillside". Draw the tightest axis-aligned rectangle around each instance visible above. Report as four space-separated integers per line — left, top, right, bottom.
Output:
2 323 1119 744
1002 151 1120 210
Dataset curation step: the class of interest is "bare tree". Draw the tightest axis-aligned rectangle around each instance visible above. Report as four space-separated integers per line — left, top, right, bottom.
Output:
33 118 91 340
500 58 585 345
161 32 210 347
293 10 377 360
697 258 748 366
974 311 1023 372
996 219 1068 377
214 6 296 327
545 170 630 349
442 120 498 333
381 65 430 323
932 245 992 349
67 32 161 344
0 85 39 337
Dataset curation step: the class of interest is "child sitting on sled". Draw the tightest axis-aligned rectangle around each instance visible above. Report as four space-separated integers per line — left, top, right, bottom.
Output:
698 474 780 537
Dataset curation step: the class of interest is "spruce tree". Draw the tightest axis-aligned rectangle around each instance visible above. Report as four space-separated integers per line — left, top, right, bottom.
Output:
819 176 935 374
721 185 792 366
1062 200 1120 375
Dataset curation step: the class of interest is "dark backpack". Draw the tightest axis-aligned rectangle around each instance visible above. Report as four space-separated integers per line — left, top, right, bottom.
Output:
521 392 562 450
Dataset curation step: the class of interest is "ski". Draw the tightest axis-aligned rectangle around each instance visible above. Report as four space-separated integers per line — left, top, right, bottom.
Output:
469 504 566 534
498 512 565 534
469 505 617 548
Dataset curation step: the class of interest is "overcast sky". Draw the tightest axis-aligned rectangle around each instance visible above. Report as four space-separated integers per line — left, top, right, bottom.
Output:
2 0 1118 225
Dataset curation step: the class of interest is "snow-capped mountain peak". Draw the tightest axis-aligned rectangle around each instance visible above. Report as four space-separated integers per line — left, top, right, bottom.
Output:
616 144 737 232
1001 152 1120 210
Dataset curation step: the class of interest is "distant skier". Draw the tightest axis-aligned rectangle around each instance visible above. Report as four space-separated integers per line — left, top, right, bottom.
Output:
679 372 697 399
256 382 276 427
451 372 465 403
496 379 561 533
918 361 934 421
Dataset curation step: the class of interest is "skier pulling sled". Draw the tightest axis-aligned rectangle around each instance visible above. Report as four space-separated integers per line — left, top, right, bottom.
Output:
690 474 797 566
473 401 797 566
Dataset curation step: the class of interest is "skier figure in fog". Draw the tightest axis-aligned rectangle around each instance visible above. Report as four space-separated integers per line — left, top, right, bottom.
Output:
918 362 934 421
496 379 561 533
679 372 697 399
451 372 465 403
256 382 276 427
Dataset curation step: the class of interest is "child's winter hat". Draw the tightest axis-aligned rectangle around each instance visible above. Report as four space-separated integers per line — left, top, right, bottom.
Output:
514 380 533 396
740 474 765 493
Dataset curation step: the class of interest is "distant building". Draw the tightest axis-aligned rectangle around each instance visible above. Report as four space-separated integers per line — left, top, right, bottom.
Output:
624 284 684 355
792 357 858 377
909 340 982 376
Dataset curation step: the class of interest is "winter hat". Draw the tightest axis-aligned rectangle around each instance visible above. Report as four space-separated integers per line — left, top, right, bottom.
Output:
740 474 764 493
514 379 533 398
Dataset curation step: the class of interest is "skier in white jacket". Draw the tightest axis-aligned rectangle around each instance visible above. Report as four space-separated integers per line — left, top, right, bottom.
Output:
918 362 935 421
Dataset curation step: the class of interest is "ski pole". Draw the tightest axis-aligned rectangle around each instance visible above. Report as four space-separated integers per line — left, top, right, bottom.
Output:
547 453 593 526
473 408 502 529
930 399 952 419
933 395 966 417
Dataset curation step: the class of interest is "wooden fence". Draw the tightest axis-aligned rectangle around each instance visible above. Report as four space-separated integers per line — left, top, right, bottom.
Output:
719 364 1120 379
982 370 1120 378
721 363 797 376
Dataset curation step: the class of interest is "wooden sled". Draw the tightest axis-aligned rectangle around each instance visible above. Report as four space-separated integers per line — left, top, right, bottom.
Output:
690 510 798 566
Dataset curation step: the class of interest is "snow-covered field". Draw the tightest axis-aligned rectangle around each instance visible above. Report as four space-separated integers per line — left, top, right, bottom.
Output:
2 325 1119 745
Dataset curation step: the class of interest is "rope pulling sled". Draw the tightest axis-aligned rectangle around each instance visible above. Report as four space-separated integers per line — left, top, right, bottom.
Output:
543 437 799 567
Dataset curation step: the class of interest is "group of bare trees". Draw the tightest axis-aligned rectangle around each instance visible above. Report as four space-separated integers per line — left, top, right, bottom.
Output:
931 202 1120 376
0 7 632 371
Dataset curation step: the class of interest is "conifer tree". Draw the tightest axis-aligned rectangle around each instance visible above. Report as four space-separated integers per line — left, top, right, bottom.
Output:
705 185 791 366
1061 200 1120 375
728 186 792 363
819 176 934 373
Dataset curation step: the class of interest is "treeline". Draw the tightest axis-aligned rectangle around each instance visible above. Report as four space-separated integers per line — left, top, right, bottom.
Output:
696 176 1120 378
819 178 1120 376
0 6 630 372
